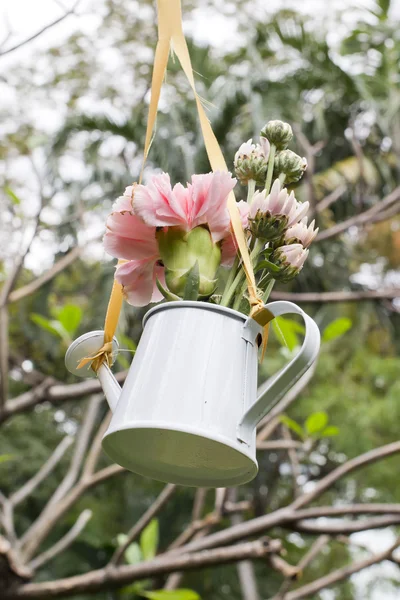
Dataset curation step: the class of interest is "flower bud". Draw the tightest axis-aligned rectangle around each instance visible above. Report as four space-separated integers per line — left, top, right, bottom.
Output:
234 138 269 186
260 120 293 150
285 218 318 248
274 150 307 183
156 226 220 298
267 243 309 282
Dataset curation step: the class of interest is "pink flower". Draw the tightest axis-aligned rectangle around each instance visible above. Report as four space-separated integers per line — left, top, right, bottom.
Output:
285 218 319 248
134 171 237 242
221 201 250 267
249 179 309 227
103 188 163 307
278 244 309 270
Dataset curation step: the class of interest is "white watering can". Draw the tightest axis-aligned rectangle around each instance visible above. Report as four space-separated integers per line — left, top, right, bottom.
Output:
65 300 320 487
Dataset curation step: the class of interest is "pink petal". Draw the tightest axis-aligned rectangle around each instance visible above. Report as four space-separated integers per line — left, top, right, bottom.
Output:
104 211 158 260
221 201 249 267
190 171 236 242
115 259 161 307
134 173 187 228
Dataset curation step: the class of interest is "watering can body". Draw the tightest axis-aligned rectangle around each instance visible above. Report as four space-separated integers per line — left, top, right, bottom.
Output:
66 301 320 487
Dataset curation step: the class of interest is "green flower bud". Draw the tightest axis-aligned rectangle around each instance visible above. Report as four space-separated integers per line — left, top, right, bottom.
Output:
249 212 289 242
274 149 307 183
156 226 221 299
267 244 309 282
260 120 293 150
234 138 269 186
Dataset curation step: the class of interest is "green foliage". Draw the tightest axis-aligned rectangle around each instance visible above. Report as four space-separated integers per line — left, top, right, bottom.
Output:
140 519 159 561
5 187 21 205
30 303 83 346
322 318 352 342
305 411 328 435
0 454 14 464
140 591 200 600
281 411 339 440
280 415 305 440
272 316 305 351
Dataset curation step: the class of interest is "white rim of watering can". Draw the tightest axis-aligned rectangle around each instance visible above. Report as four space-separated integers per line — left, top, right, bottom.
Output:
142 301 250 328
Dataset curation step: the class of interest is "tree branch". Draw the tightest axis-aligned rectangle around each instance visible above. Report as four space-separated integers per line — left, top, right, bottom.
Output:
5 539 282 599
110 483 177 566
270 288 400 303
10 437 74 507
29 509 92 571
315 185 400 242
8 247 82 304
0 1 80 57
280 538 400 600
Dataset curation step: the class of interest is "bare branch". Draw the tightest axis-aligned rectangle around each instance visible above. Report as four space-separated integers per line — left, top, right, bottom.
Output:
316 184 346 213
20 396 103 560
10 437 74 507
8 247 82 304
1 372 127 425
0 1 80 57
280 538 400 600
270 288 400 303
316 185 400 242
291 440 400 510
257 440 303 450
282 426 301 497
271 535 330 600
290 515 400 535
5 539 282 599
288 503 400 519
110 483 176 566
29 509 92 571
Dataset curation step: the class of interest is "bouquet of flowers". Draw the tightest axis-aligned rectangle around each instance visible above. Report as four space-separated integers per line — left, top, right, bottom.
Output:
103 120 318 313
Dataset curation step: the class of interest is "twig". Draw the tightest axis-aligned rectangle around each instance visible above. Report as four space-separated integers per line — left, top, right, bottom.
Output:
316 186 400 242
0 1 80 57
290 515 400 534
29 509 92 571
277 538 400 600
1 371 127 425
291 440 400 510
271 535 330 600
257 440 302 450
9 247 82 304
316 184 346 213
20 396 103 560
270 288 400 303
110 483 176 565
10 437 74 506
5 539 282 599
282 427 301 497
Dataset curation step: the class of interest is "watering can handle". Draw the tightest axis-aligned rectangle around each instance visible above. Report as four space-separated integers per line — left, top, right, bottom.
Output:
237 301 320 445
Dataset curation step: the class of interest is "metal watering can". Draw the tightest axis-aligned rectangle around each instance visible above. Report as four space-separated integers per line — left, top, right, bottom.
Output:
66 300 320 487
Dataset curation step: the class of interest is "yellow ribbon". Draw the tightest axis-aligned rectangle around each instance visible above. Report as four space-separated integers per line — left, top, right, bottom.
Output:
82 0 271 372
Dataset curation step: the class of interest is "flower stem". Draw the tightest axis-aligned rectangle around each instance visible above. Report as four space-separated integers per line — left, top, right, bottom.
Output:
264 143 276 194
223 239 264 310
220 255 240 306
247 179 256 204
262 278 275 303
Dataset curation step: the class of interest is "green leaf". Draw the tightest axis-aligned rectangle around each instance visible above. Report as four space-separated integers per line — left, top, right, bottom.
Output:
57 304 82 336
125 542 142 565
183 261 200 301
140 519 159 560
321 426 340 437
273 316 304 351
156 278 182 302
305 412 328 435
256 259 281 274
30 314 70 343
5 187 21 205
280 415 304 440
0 454 14 464
141 590 200 600
322 318 352 342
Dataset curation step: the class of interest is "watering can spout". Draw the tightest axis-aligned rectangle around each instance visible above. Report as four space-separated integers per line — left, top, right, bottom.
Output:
65 331 120 412
96 363 121 412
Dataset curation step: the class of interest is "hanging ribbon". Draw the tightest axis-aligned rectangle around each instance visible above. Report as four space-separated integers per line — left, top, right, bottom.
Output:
82 0 272 372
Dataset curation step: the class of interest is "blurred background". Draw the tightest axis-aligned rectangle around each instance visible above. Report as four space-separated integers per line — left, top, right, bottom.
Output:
1 0 400 599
